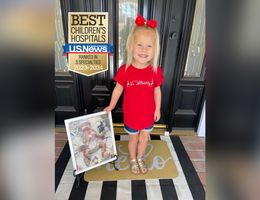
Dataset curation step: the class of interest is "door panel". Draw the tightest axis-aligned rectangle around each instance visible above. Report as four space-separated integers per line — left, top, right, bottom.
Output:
78 0 117 116
173 84 204 127
55 73 83 125
135 0 188 127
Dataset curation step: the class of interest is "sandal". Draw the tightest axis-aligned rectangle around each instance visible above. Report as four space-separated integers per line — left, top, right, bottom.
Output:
130 159 140 175
137 158 148 174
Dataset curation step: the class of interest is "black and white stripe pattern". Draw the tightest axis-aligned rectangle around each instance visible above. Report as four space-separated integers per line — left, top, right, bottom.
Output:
55 135 205 200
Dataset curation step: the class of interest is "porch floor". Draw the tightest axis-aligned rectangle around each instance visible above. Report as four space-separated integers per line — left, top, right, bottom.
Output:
55 129 205 188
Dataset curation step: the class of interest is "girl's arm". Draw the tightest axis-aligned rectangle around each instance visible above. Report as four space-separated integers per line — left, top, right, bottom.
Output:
104 83 124 112
154 86 161 121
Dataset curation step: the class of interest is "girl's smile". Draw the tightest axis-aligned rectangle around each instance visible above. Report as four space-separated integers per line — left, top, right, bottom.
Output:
137 53 149 58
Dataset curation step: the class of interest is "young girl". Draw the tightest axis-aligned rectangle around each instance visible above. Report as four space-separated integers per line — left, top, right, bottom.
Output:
104 15 164 174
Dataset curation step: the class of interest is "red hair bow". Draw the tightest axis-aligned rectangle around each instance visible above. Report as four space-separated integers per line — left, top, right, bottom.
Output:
135 15 157 28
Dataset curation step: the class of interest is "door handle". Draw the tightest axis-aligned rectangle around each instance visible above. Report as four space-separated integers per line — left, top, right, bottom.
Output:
170 32 177 39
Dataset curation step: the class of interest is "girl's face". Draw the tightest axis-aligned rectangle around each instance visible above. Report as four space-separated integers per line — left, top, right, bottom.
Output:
132 29 156 68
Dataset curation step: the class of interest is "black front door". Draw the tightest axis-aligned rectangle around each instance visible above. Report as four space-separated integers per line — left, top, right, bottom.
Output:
56 0 205 132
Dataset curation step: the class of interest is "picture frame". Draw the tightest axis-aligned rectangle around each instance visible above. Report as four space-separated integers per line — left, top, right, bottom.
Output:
64 111 117 175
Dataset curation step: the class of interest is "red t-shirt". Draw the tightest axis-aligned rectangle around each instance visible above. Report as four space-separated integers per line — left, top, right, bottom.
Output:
114 64 164 130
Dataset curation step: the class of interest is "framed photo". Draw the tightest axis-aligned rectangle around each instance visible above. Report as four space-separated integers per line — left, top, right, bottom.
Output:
64 111 117 175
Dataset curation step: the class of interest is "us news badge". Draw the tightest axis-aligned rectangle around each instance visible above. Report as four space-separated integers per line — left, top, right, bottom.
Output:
63 12 113 76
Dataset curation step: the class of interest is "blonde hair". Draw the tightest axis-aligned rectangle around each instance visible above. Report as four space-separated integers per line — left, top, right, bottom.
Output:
125 24 160 72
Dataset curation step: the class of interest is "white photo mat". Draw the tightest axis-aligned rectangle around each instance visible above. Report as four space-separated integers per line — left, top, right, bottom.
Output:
64 111 117 175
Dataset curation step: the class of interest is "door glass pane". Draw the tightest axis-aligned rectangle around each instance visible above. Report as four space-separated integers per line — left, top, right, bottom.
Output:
118 0 138 68
184 0 205 78
55 0 68 72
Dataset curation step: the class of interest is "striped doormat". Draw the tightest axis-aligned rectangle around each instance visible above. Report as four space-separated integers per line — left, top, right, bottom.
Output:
55 135 205 200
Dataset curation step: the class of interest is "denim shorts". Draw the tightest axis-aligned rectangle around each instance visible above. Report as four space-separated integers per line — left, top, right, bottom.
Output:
124 124 154 135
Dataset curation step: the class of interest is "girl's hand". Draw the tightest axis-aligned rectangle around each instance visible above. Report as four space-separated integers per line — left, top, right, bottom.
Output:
154 109 161 122
104 105 114 112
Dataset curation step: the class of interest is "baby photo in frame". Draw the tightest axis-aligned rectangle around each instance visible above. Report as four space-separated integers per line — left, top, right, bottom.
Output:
64 111 117 175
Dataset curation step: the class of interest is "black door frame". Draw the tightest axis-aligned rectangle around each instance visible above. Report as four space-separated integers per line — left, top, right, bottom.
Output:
169 0 205 131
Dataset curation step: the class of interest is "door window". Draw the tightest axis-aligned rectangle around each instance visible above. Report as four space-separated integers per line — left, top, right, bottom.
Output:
55 0 68 72
118 0 138 68
183 0 205 78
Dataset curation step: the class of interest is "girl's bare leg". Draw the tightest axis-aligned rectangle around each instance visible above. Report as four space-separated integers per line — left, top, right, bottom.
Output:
128 134 140 174
128 134 139 160
137 130 149 159
137 130 149 174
